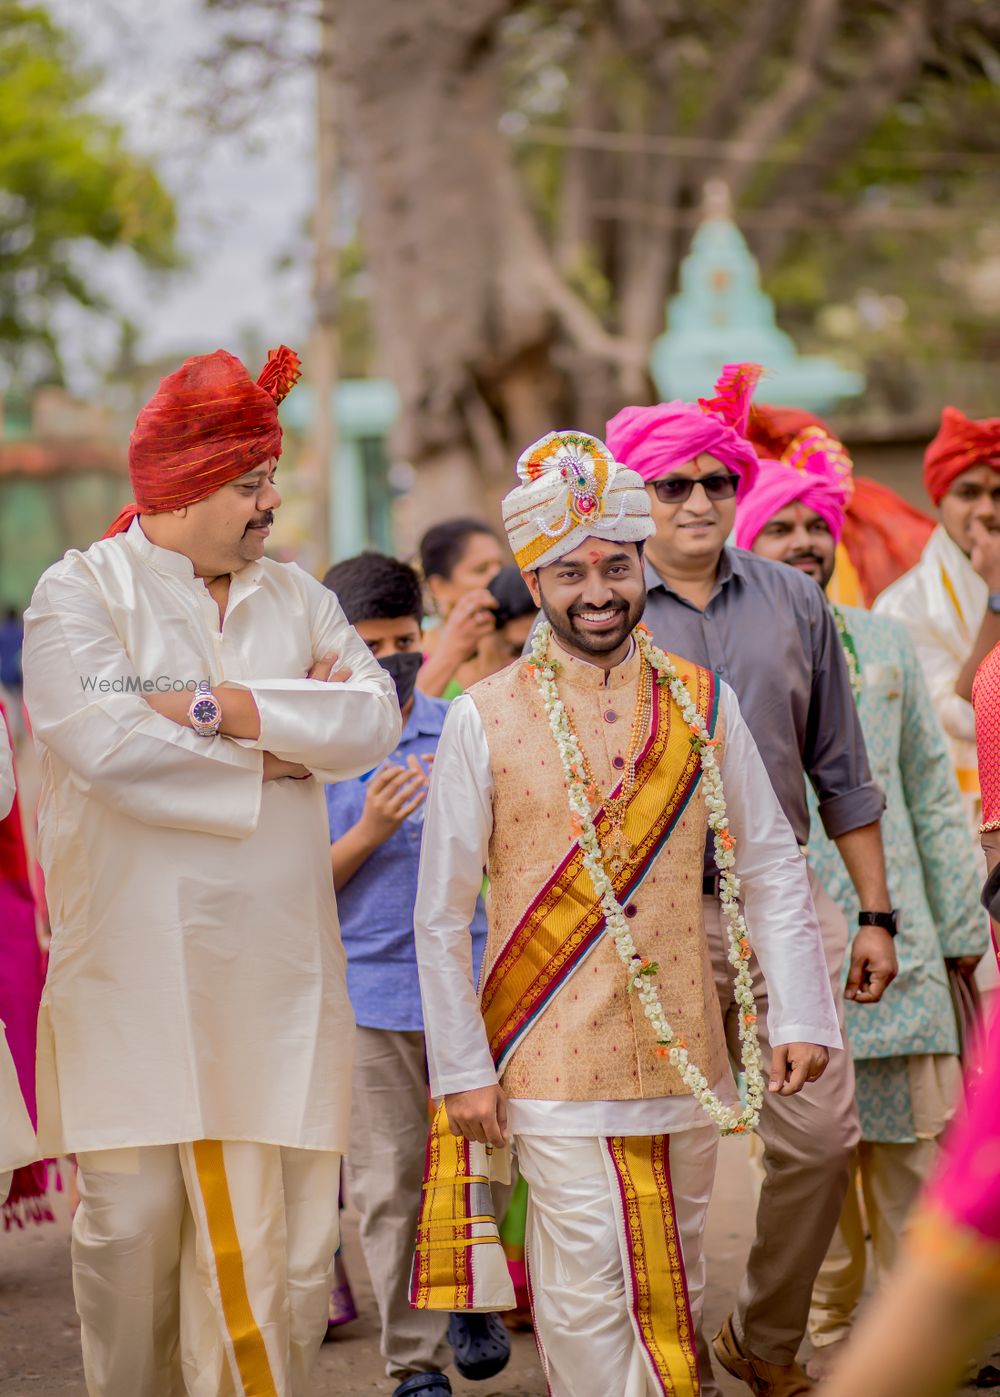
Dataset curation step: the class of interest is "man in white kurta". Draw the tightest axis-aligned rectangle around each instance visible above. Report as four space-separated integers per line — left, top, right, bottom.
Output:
22 346 401 1397
413 431 841 1397
875 407 1000 838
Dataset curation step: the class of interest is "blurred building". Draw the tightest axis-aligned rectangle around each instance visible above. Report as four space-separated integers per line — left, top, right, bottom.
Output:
280 378 403 565
0 388 129 608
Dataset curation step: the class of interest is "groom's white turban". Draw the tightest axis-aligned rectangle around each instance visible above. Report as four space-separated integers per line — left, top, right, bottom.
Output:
502 430 654 571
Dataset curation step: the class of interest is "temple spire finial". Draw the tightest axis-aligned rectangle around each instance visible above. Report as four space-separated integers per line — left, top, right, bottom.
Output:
702 179 732 222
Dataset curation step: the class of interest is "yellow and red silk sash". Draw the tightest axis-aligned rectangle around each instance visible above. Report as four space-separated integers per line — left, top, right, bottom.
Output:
605 1134 700 1395
482 661 719 1074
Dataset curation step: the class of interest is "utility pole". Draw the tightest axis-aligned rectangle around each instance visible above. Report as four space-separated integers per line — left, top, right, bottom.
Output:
310 0 338 566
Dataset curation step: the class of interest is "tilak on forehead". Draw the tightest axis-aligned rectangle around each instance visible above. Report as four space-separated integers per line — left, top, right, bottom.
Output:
103 345 302 539
501 430 654 571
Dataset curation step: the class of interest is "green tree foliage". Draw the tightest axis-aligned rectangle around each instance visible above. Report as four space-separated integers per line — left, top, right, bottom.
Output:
203 0 1000 452
0 2 177 379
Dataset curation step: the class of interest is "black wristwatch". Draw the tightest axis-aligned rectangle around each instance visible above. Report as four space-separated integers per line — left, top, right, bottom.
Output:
858 909 899 938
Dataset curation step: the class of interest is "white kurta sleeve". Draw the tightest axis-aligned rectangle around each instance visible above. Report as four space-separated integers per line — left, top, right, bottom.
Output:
414 695 498 1098
23 568 264 839
0 721 14 821
237 572 401 782
719 685 842 1050
875 579 977 745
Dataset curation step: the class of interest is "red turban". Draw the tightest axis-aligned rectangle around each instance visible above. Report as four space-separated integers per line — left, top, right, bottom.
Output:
104 345 302 538
747 403 935 607
923 407 1000 506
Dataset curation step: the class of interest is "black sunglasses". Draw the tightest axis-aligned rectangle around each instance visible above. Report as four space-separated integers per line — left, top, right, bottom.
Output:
650 473 740 505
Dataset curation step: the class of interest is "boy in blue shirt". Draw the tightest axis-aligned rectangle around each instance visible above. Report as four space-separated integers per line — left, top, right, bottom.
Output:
323 553 506 1397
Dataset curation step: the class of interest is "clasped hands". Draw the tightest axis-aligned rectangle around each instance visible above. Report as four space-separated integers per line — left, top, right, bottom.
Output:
144 652 351 781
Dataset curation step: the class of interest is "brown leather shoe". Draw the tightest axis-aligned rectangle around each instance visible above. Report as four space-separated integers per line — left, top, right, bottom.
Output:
712 1315 815 1395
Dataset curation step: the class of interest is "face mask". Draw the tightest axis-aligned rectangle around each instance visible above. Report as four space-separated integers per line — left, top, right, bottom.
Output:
378 651 423 709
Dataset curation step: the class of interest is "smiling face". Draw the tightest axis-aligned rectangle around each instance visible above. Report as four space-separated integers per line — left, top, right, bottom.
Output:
938 464 1000 555
644 453 737 571
186 459 282 570
523 537 646 667
750 501 838 589
140 457 282 576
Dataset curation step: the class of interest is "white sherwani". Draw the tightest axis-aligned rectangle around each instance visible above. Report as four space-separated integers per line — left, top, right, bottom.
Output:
23 519 400 1157
875 524 984 833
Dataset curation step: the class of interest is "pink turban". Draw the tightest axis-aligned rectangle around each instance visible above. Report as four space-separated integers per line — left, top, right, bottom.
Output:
734 427 854 551
605 363 764 501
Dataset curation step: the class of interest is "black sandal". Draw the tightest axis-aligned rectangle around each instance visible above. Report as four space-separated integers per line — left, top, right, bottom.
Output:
447 1312 511 1380
392 1373 452 1397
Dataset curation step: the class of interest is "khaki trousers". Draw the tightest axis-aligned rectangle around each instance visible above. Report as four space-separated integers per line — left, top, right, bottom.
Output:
347 1027 451 1380
518 1127 717 1397
73 1141 341 1397
702 869 860 1366
808 1138 937 1349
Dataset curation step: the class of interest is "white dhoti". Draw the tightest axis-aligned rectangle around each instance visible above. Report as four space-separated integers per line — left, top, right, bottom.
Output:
516 1127 718 1397
72 1141 341 1397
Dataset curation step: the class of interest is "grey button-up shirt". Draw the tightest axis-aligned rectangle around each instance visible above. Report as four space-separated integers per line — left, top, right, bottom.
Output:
642 548 883 848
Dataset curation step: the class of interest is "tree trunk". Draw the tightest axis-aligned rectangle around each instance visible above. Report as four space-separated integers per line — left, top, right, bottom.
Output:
335 0 641 539
335 2 562 537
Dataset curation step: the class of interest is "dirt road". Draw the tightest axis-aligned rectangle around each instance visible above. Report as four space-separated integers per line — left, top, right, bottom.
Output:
3 1137 995 1396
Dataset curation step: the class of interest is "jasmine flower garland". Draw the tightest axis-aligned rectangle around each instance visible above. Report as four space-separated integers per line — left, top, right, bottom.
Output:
526 620 765 1135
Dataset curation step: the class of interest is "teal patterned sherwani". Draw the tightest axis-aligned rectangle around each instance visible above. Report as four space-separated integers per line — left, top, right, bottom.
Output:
807 606 986 1142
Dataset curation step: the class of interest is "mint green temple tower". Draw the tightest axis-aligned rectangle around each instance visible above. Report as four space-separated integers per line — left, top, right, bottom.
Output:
651 183 864 411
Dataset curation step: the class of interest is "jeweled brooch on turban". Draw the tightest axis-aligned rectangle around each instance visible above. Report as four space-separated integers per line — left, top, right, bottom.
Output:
518 431 623 537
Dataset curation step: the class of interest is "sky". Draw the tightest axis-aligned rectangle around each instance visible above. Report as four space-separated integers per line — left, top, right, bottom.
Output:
46 0 317 385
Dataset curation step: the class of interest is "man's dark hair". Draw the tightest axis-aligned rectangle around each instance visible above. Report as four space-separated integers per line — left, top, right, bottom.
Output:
322 552 423 626
419 517 497 581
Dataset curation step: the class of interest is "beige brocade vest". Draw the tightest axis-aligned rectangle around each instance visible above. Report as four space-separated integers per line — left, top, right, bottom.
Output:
469 640 729 1103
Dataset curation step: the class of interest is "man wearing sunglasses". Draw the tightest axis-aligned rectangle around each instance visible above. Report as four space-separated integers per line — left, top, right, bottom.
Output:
606 365 896 1397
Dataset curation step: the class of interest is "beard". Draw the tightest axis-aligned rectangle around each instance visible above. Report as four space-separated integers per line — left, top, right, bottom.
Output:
786 548 835 589
538 581 646 657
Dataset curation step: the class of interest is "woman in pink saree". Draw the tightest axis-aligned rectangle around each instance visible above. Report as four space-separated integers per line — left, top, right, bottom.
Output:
0 700 50 1227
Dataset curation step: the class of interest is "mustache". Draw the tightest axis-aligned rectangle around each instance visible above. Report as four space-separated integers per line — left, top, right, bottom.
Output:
245 510 274 533
787 550 824 567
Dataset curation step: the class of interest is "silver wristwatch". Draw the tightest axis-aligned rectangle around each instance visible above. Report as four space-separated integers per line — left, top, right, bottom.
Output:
188 680 223 737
